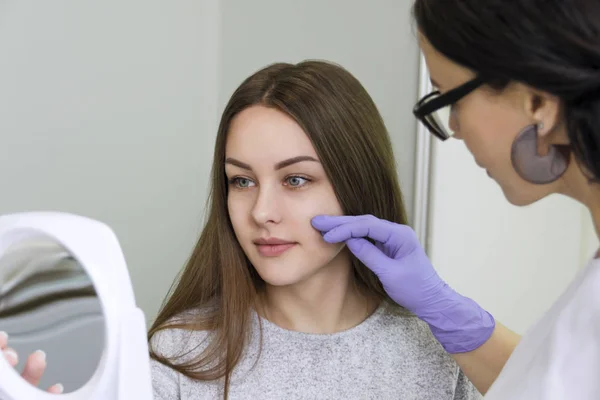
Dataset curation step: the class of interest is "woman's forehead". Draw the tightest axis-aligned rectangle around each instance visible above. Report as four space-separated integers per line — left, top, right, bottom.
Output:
225 106 319 162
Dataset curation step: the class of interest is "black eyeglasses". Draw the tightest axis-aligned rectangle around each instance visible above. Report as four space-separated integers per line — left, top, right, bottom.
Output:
413 76 485 140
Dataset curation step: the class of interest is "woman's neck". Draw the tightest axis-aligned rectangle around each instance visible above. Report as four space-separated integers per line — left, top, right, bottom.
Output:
590 203 600 258
258 251 377 334
561 165 600 257
589 201 600 258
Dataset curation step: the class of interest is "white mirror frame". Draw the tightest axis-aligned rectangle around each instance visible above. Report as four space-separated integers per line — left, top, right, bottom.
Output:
0 212 152 400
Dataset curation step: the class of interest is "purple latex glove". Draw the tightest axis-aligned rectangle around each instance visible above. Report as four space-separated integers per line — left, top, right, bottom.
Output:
311 214 495 354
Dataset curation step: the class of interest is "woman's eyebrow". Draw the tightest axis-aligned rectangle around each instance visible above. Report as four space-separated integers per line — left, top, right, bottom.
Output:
274 156 319 170
225 155 320 171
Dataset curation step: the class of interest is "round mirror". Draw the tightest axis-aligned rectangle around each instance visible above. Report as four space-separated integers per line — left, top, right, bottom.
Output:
0 235 105 394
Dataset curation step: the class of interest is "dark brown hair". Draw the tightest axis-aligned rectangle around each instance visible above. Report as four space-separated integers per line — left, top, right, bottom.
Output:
148 60 408 398
413 0 600 181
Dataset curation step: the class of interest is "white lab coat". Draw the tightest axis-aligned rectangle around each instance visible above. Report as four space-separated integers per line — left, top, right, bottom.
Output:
484 257 600 399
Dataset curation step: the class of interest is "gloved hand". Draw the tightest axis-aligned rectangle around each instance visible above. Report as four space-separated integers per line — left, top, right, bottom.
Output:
311 214 495 354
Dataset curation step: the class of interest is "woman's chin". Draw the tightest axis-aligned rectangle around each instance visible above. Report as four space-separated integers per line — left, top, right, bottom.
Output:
253 262 312 288
500 182 551 207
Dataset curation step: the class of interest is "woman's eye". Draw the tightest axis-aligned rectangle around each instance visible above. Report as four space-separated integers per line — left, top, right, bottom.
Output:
285 176 309 187
230 177 255 188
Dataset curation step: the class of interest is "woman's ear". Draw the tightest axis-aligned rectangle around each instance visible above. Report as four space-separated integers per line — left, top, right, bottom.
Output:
525 88 564 141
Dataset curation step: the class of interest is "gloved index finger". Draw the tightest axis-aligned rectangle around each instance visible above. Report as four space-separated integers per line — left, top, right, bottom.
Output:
322 219 394 245
311 215 359 232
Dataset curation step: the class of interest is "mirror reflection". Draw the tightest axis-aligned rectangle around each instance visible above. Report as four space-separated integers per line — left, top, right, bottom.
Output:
0 237 105 394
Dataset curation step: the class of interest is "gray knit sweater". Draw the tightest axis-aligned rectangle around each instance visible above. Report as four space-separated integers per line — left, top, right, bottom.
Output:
150 302 482 400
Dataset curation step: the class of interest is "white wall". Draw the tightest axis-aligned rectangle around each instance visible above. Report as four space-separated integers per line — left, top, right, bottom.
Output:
427 138 599 334
0 1 220 323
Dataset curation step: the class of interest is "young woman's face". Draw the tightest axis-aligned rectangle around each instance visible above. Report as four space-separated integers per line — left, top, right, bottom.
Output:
225 105 348 287
418 34 567 206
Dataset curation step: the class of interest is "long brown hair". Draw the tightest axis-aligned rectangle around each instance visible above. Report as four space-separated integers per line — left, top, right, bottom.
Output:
148 60 409 397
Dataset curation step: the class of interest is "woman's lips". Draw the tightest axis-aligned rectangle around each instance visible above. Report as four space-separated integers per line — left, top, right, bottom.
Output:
256 243 296 257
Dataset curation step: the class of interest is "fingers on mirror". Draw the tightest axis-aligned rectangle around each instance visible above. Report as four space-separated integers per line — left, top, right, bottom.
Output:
0 235 106 394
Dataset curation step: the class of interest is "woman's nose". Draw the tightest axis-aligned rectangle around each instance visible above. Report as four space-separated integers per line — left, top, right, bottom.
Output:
251 188 282 225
